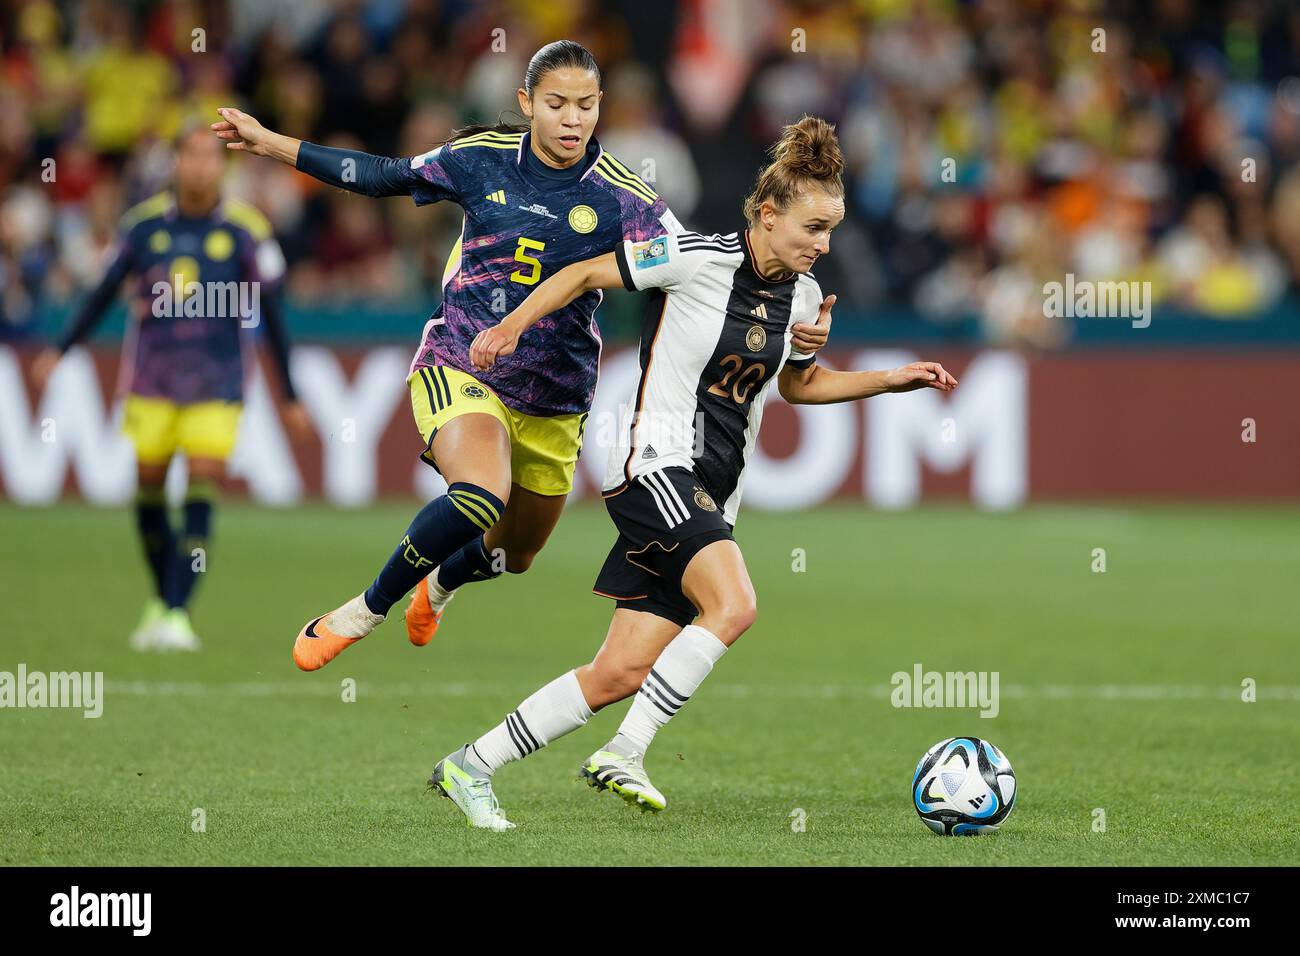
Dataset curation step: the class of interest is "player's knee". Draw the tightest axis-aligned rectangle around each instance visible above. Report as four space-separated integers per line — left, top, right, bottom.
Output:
503 548 538 574
188 457 226 483
136 464 168 489
715 596 757 640
484 481 511 509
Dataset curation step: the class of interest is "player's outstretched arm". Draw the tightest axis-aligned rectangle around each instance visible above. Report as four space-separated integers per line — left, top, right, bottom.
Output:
211 108 416 198
31 243 133 393
211 108 302 165
470 252 623 369
779 360 957 405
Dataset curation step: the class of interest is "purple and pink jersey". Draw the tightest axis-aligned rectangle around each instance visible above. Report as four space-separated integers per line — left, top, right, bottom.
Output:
57 193 294 404
399 130 680 417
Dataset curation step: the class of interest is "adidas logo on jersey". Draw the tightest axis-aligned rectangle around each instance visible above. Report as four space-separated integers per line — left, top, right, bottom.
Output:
750 303 769 319
486 190 506 204
641 445 658 459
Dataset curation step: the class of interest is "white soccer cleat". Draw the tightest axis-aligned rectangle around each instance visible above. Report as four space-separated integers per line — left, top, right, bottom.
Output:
129 597 167 651
429 745 516 831
580 748 667 813
152 607 201 652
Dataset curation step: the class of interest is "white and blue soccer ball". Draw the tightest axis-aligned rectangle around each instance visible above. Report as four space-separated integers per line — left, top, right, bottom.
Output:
912 737 1016 835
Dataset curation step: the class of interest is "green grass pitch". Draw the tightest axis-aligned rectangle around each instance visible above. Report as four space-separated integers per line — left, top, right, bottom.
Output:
2 501 1297 866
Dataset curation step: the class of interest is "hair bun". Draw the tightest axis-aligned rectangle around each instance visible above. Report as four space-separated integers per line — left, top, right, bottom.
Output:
772 116 844 180
742 114 844 226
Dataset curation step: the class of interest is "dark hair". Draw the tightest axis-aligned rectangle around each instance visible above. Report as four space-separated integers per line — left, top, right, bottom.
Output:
441 40 601 145
523 40 600 95
743 116 845 225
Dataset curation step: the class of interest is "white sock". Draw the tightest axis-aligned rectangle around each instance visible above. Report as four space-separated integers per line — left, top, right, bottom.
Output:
466 670 594 776
610 625 727 757
426 571 455 613
329 593 385 638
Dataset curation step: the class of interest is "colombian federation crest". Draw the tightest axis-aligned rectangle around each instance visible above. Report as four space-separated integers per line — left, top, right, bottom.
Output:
568 205 598 234
460 382 489 399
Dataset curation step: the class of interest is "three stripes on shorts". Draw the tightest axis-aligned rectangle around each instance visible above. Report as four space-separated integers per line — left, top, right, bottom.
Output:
638 471 691 529
418 366 454 415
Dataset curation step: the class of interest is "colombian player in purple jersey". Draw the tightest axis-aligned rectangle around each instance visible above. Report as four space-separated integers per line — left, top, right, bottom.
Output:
212 41 833 673
31 124 310 651
427 118 956 828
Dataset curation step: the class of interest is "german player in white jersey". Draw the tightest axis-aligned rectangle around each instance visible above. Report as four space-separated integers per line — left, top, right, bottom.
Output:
427 116 957 829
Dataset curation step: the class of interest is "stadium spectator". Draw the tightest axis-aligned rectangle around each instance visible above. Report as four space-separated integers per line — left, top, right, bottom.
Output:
3 0 1300 343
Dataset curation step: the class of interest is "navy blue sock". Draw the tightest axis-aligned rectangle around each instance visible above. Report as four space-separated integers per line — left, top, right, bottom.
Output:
165 481 216 610
436 536 504 592
134 486 173 600
364 482 504 616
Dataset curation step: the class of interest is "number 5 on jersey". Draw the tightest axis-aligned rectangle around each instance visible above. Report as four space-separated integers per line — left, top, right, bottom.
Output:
510 237 546 285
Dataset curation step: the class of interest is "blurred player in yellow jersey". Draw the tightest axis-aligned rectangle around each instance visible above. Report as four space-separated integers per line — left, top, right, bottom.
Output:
33 122 310 650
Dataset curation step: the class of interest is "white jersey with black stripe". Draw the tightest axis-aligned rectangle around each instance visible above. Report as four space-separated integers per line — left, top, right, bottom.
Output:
604 227 823 525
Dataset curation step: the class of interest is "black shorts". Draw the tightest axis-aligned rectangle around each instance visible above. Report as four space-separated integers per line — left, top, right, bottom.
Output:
593 467 735 627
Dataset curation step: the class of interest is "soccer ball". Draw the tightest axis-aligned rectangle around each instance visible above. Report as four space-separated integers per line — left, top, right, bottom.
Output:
912 737 1016 835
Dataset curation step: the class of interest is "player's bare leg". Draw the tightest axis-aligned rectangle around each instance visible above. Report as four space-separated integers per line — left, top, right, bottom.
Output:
294 413 511 671
575 609 684 709
407 483 566 645
581 539 756 811
428 609 674 829
427 541 755 825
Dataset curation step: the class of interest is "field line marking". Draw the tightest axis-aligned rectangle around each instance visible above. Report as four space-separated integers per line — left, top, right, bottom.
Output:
98 679 1300 702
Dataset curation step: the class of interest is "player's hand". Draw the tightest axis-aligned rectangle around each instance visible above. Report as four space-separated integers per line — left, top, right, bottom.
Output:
884 361 957 393
470 320 522 370
281 401 314 443
791 293 835 355
30 348 61 393
211 108 273 156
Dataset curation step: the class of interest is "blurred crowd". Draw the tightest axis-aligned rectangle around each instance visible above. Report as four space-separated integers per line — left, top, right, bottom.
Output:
2 0 1300 346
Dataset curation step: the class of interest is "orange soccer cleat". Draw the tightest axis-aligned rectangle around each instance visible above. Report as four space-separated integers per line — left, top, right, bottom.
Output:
404 577 446 647
293 607 365 671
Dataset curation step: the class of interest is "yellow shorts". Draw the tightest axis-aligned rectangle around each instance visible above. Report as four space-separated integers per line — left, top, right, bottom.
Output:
122 395 242 465
408 365 587 497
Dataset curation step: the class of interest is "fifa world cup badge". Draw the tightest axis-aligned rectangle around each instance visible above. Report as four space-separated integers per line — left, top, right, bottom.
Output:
634 239 669 269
